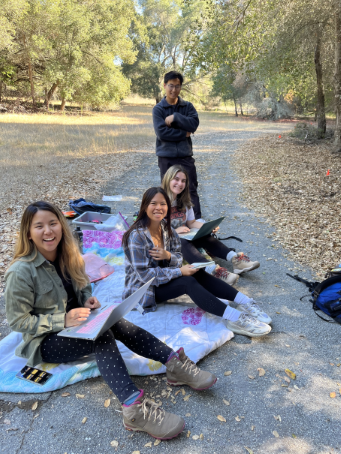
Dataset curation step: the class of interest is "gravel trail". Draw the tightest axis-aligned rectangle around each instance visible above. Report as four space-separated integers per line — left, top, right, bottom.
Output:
1 125 340 454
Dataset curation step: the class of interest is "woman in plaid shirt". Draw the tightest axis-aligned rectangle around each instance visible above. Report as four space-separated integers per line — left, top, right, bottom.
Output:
123 187 272 338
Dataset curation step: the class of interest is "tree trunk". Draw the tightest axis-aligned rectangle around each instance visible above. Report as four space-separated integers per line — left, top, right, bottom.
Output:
314 31 326 137
60 97 66 111
44 81 59 109
23 35 35 107
334 2 341 150
233 97 238 116
0 82 2 102
239 101 244 116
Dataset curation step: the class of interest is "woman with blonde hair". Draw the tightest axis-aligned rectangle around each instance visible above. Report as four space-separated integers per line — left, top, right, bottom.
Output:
5 201 217 440
162 165 260 281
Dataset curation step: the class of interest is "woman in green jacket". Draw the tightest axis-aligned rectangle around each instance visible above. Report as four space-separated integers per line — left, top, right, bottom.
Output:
5 201 216 440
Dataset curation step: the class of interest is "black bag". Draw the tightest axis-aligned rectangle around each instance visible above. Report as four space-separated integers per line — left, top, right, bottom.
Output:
69 198 111 215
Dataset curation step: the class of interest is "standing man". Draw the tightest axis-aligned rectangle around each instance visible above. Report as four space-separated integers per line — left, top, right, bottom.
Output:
152 71 201 218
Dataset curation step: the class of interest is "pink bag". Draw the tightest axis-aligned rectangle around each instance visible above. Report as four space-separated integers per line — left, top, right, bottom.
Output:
83 253 115 283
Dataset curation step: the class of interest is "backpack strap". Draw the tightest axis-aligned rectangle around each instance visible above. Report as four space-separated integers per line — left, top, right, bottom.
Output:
212 234 243 242
286 273 320 292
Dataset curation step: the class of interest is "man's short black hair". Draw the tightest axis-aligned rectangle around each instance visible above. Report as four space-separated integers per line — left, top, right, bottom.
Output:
164 71 183 85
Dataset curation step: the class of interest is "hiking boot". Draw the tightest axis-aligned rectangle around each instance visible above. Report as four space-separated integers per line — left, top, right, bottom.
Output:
213 266 240 286
123 390 185 440
166 348 217 390
232 252 260 274
232 298 272 324
224 312 271 337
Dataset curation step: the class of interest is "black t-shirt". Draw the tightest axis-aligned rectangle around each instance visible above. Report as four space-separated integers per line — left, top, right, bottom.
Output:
51 259 79 312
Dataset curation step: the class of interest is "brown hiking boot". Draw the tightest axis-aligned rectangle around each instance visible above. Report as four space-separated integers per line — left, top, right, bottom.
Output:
123 390 185 440
213 266 240 285
232 252 260 274
166 348 217 390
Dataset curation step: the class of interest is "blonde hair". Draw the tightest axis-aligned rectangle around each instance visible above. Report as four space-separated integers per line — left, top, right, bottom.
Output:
161 165 193 212
11 201 88 289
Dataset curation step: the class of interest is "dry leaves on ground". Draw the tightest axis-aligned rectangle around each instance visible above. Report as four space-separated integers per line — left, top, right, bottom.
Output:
233 134 341 278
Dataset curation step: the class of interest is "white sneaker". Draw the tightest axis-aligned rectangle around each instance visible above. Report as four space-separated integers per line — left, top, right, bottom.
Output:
232 299 272 324
224 312 271 337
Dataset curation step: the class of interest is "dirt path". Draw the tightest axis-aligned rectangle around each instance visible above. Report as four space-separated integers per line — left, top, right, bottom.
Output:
1 124 340 454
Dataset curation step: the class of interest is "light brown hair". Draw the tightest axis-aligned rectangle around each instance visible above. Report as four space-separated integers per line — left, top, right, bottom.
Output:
161 165 193 212
11 201 88 289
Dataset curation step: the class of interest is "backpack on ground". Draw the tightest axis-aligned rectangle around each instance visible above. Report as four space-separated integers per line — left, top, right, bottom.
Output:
69 198 111 215
287 272 341 324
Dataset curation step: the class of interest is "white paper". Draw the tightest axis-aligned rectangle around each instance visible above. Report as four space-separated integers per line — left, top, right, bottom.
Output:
102 195 122 201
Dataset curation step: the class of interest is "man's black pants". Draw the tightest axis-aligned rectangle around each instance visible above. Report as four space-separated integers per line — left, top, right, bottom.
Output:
158 156 202 218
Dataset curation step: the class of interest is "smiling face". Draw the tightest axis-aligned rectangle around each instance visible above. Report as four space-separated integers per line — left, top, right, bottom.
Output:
164 78 182 103
146 193 168 223
169 171 187 198
29 210 63 261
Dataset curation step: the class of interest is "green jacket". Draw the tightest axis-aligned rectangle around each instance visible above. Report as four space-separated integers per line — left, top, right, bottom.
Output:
5 249 92 366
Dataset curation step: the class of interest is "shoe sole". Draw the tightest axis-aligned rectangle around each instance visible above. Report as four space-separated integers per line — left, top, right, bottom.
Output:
124 421 185 440
234 305 272 325
233 262 260 275
227 325 271 337
167 377 217 390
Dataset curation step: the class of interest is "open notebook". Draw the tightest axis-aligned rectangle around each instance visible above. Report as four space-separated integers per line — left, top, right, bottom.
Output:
179 217 225 241
57 278 154 341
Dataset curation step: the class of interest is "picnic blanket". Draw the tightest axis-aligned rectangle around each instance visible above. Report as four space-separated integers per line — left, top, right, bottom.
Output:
0 230 233 393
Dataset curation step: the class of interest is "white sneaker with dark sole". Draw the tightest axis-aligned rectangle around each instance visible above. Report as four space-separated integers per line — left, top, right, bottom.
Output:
224 312 271 337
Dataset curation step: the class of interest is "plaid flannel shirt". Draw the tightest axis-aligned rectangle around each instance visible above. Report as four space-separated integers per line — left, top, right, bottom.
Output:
122 222 183 312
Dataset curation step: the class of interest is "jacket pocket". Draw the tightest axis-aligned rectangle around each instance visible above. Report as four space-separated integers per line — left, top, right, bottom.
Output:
35 280 57 309
35 280 53 295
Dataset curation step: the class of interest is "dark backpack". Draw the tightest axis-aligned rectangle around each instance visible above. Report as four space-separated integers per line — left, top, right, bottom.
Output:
69 198 111 215
287 273 341 324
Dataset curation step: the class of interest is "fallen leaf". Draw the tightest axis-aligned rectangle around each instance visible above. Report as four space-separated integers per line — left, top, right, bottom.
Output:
224 371 232 376
76 394 85 399
17 401 21 405
192 435 199 440
110 440 118 447
273 430 279 438
3 419 10 425
183 395 191 401
292 434 297 438
144 442 152 447
258 368 265 377
251 425 255 431
154 439 161 446
274 415 281 422
6 208 12 215
285 369 296 380
248 375 255 380
330 392 336 398
276 312 281 314
223 399 230 406
132 451 140 454
217 415 226 422
185 413 191 416
200 433 204 439
285 344 290 347
31 401 38 411
235 416 241 422
330 363 334 366
61 392 70 397
274 284 279 287
187 430 191 438
337 364 340 367
104 399 110 408
283 376 291 383
175 390 181 396
245 448 254 454
181 388 186 395
294 385 299 390
82 417 87 424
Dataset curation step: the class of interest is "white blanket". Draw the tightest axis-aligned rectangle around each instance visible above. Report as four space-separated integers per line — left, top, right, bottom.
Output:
0 303 233 393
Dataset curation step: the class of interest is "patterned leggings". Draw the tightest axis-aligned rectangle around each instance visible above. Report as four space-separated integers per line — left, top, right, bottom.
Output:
41 318 173 403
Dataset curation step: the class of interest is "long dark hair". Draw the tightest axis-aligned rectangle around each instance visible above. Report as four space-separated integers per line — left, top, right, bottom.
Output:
122 187 173 247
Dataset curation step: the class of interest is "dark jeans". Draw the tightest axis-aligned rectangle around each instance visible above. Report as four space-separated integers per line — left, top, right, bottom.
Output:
158 155 201 218
155 271 238 317
41 318 173 403
180 235 233 264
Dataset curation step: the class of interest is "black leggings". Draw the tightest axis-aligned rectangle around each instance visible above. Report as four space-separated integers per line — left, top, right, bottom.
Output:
41 318 173 403
180 235 232 264
155 270 238 317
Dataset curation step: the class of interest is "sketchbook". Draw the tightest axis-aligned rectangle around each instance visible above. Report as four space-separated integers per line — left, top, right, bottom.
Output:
57 278 154 341
191 261 216 269
179 217 225 241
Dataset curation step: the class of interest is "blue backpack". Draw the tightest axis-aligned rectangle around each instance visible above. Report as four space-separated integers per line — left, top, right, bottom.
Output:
287 272 341 324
